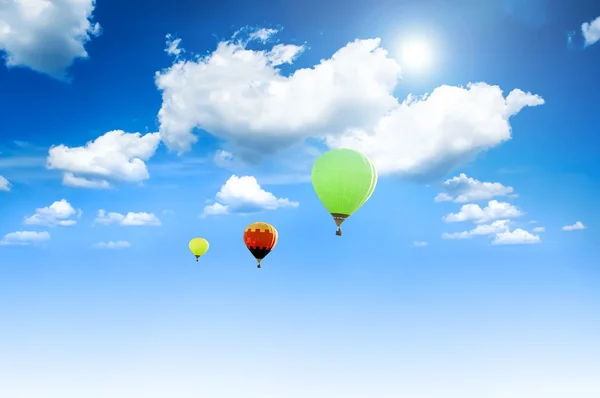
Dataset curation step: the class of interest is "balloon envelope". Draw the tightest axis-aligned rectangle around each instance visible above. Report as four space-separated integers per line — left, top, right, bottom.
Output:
189 238 209 261
311 148 377 235
243 222 278 267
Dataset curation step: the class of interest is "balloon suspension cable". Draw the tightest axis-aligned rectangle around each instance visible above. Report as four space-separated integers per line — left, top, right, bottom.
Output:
331 213 348 237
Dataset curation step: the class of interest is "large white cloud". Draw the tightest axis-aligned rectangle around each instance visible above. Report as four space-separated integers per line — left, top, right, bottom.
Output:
203 175 298 216
94 210 161 226
562 221 586 231
0 175 10 191
0 0 101 79
155 30 400 155
23 199 79 226
442 200 522 224
328 84 544 178
155 27 543 180
47 130 161 188
434 173 515 203
0 230 50 246
582 16 600 47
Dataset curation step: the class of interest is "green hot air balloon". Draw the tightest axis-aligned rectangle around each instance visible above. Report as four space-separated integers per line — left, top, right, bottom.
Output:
311 148 377 236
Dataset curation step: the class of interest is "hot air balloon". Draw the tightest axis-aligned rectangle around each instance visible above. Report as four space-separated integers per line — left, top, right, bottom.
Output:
311 148 377 236
188 238 209 262
243 222 278 268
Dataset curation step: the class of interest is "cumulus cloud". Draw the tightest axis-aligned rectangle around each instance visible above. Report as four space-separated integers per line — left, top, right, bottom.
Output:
443 220 540 245
202 175 298 216
94 210 161 226
442 219 512 239
23 199 79 226
442 200 522 224
0 175 10 191
434 173 515 203
492 228 541 245
0 230 50 246
582 16 600 47
0 0 101 79
92 240 131 249
47 130 161 188
329 85 544 179
412 241 428 247
154 27 543 179
562 221 586 231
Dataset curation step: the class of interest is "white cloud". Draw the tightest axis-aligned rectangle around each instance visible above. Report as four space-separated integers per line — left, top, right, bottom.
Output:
203 202 230 216
202 175 298 216
412 241 428 247
492 228 541 245
0 0 101 79
154 28 543 180
0 175 10 191
443 200 522 224
165 34 183 57
47 130 161 188
246 27 278 43
582 16 600 47
532 226 545 233
443 220 540 245
329 85 544 179
434 173 515 203
0 230 50 246
562 221 586 231
92 240 131 249
442 219 512 239
23 199 79 226
94 210 161 226
63 172 111 189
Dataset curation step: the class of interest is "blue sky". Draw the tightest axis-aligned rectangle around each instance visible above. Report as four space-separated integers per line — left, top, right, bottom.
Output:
1 0 599 397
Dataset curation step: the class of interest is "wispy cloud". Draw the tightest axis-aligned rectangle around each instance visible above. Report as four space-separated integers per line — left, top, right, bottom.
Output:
92 241 131 249
94 210 161 226
0 156 46 169
0 231 50 246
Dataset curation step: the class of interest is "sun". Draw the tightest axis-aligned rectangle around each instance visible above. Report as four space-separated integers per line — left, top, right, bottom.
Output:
400 38 432 70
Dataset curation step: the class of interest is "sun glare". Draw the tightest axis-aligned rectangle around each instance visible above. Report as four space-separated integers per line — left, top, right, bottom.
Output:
400 38 432 70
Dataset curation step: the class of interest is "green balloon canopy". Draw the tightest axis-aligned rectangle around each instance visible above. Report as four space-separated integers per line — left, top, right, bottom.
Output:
311 148 378 236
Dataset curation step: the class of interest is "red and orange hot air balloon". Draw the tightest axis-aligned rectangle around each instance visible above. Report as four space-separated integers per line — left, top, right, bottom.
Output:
243 222 278 268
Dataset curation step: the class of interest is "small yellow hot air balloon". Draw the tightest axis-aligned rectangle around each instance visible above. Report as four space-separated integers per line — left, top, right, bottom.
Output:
188 238 209 262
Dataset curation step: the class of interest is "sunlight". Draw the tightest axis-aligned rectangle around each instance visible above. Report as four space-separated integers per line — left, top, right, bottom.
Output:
400 38 432 70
